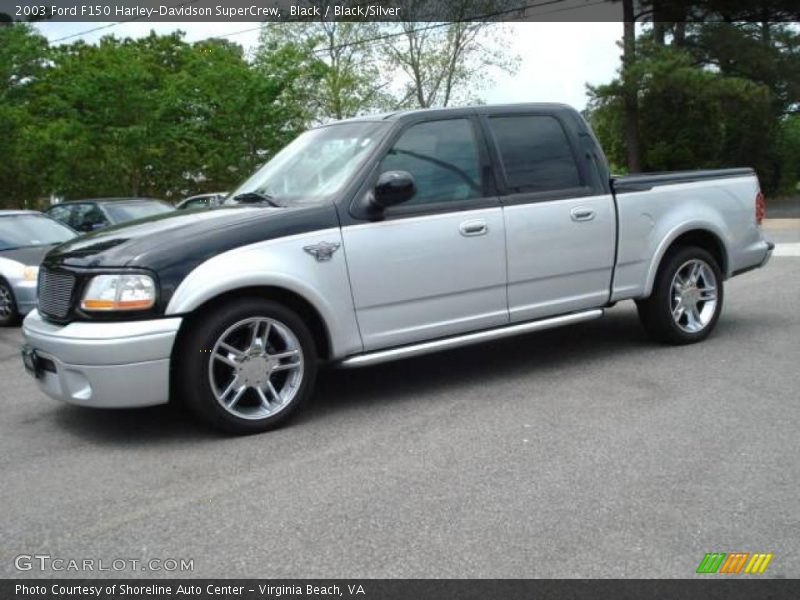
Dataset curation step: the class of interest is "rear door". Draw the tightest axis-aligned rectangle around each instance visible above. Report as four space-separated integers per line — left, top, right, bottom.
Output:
342 116 508 351
482 113 615 322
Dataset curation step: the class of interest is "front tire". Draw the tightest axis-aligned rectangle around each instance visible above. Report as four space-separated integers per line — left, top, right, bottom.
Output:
636 246 724 345
0 279 19 327
176 298 318 434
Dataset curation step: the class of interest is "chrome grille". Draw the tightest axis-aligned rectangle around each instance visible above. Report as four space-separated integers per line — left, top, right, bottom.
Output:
37 268 76 319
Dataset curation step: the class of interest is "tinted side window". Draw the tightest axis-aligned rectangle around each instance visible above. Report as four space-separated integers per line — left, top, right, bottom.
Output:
488 116 581 193
379 119 482 206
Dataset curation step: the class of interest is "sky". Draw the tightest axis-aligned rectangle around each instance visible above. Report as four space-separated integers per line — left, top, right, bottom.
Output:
33 22 623 110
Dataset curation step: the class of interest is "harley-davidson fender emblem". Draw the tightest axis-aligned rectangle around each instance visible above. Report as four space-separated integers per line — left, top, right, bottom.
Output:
303 241 341 262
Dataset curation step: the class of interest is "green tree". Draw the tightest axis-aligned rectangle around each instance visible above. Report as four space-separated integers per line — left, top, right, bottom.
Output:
258 17 392 120
26 33 194 199
19 31 324 202
383 0 520 108
169 37 323 195
587 18 800 194
0 23 49 207
588 45 774 180
775 115 800 194
682 22 800 117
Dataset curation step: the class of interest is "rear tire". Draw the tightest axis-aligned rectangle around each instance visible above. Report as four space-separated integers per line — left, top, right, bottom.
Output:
0 279 19 327
636 246 724 345
176 298 318 434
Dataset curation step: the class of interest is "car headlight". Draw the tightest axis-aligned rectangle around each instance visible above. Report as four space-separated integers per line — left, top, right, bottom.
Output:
22 266 39 282
80 274 156 311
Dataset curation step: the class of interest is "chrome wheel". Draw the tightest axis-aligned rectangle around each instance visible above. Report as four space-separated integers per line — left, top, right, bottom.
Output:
0 284 13 318
670 259 718 333
209 317 304 420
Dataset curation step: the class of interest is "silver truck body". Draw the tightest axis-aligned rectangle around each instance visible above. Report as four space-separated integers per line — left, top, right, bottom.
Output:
21 104 773 410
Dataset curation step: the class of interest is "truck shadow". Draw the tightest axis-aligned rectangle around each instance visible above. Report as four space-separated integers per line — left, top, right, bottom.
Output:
51 401 216 443
299 307 652 423
50 305 761 442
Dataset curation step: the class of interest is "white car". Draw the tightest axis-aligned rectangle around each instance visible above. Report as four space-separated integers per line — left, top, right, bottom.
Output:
0 211 77 326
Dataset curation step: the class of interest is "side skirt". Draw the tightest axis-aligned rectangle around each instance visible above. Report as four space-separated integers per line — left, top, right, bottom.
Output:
338 308 604 368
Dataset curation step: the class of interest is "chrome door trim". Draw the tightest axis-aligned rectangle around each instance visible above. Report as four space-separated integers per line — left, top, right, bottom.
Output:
338 308 603 368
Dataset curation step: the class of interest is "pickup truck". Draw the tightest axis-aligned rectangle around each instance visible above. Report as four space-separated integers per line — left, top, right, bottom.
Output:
21 104 773 434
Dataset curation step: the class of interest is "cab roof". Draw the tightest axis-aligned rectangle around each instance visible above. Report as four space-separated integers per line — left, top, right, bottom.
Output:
330 102 579 125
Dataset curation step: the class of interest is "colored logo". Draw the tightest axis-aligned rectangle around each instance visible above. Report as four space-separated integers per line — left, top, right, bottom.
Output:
696 552 773 574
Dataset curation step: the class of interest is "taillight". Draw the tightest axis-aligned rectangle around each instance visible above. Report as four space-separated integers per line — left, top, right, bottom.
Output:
755 191 765 226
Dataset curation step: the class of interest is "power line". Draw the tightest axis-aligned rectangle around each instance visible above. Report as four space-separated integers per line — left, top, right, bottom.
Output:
47 0 604 51
191 0 575 50
32 0 611 74
49 0 202 43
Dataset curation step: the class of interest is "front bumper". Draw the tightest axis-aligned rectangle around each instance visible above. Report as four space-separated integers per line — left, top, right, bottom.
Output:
21 310 181 408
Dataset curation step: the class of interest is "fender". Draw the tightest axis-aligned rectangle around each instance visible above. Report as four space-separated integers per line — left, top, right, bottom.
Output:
165 228 363 359
643 219 730 297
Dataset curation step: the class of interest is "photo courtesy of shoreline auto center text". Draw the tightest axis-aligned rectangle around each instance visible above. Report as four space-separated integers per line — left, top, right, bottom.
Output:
1 1 799 598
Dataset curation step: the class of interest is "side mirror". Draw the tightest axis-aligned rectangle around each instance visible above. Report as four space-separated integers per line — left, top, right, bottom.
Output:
372 170 416 210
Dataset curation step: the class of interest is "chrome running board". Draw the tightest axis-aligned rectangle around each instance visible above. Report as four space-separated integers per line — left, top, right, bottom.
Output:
339 308 604 368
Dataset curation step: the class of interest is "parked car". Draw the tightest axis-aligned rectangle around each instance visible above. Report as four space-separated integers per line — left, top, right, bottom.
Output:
0 211 77 326
46 198 174 232
21 104 773 433
176 192 228 210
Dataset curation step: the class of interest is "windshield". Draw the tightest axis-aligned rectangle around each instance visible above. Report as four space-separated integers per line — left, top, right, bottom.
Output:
105 201 173 223
0 214 76 251
228 121 389 206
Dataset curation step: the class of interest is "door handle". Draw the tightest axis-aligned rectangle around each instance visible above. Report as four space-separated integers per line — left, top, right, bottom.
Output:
459 219 488 237
570 207 596 222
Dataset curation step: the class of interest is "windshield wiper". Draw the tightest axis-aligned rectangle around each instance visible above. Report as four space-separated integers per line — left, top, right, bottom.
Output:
233 192 283 207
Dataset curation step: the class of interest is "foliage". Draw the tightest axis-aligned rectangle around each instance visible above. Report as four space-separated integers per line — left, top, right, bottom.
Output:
1 14 519 208
382 0 520 108
0 24 49 207
0 27 323 205
258 18 392 120
587 22 800 195
775 115 800 193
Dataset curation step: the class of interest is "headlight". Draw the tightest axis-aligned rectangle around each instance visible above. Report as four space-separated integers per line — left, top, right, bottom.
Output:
81 274 156 311
22 266 39 282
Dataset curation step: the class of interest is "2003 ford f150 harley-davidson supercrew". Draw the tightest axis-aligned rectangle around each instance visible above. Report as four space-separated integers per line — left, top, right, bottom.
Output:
21 104 773 433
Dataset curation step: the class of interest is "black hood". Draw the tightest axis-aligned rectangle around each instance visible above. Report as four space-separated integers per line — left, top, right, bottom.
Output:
43 203 340 315
0 244 58 266
46 206 282 268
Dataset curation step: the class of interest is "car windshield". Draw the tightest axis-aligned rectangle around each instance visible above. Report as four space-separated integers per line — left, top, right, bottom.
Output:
228 121 389 206
104 201 173 223
0 214 77 251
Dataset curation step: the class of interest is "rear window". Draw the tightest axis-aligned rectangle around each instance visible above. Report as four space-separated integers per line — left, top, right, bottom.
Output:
488 115 582 193
104 201 173 223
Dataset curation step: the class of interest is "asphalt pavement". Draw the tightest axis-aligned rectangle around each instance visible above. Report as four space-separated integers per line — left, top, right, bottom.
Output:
0 231 797 579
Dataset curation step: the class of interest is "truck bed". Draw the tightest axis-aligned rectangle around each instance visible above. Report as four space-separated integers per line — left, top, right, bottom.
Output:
612 168 755 194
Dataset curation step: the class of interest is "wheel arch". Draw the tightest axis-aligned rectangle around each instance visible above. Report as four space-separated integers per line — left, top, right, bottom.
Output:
172 285 332 363
644 225 729 297
0 275 18 312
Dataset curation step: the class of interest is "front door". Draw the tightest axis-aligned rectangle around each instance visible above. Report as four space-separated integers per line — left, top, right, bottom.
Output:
342 117 509 351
